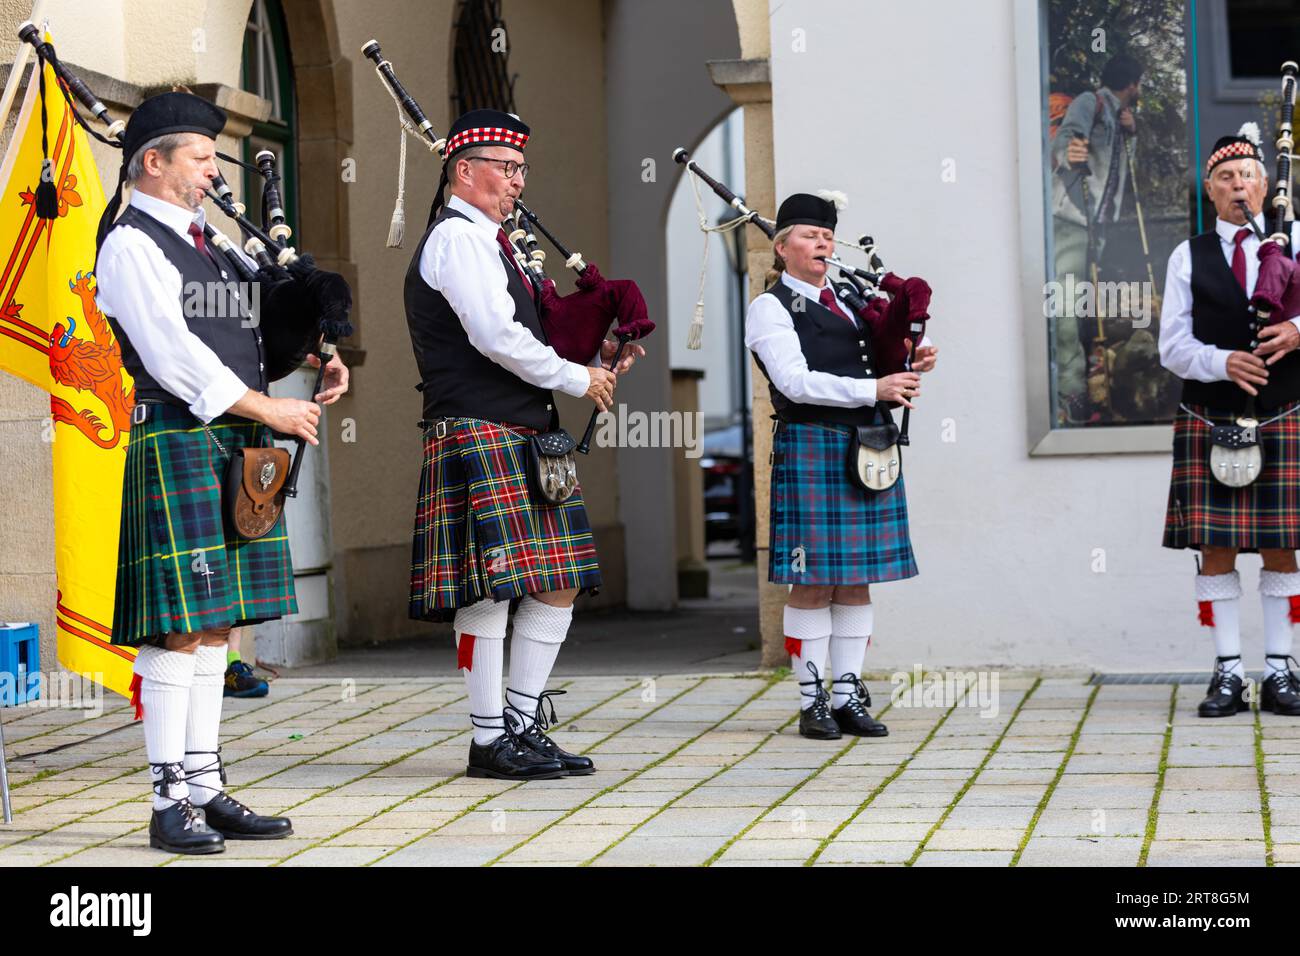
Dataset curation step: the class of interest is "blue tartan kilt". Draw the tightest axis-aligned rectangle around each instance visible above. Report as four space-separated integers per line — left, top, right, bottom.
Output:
768 420 918 586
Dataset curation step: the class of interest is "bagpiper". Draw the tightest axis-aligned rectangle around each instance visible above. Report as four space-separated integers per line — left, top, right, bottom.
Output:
406 109 642 780
97 92 349 852
745 193 937 740
1159 125 1300 718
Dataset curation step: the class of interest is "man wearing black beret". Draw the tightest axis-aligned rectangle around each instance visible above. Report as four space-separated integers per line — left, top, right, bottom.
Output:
96 91 348 853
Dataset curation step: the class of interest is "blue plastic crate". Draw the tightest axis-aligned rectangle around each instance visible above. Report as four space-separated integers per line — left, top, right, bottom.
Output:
0 623 40 706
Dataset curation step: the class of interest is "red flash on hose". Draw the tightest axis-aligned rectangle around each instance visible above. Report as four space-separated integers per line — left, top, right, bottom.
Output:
1198 601 1215 627
457 634 476 671
129 673 143 720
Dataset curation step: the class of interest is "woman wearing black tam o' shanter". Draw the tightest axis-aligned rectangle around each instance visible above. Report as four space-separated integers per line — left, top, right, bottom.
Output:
96 90 349 855
746 191 940 742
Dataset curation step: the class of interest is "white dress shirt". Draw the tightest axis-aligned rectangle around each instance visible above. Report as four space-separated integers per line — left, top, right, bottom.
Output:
95 190 256 423
745 271 879 408
1158 214 1300 383
418 194 591 398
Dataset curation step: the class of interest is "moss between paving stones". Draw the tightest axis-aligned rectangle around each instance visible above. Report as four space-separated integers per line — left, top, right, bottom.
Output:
521 675 783 866
1137 685 1178 867
371 676 713 866
908 677 1042 865
1010 682 1099 865
805 670 973 866
1 682 375 862
46 683 440 867
1253 701 1274 866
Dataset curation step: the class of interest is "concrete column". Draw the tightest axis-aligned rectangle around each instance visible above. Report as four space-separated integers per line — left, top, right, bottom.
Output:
671 369 708 598
707 48 785 669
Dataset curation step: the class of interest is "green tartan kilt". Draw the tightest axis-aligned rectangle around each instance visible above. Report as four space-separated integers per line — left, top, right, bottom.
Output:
111 403 297 646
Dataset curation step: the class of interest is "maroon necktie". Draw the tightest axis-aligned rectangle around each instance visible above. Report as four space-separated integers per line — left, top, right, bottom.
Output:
496 227 530 285
818 286 854 324
1232 227 1251 293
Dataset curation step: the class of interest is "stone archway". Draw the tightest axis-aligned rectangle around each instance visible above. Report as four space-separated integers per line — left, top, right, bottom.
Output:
279 0 359 360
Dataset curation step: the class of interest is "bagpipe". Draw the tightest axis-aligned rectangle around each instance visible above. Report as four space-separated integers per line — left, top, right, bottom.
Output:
1247 60 1300 327
673 147 933 440
361 38 654 454
18 22 353 496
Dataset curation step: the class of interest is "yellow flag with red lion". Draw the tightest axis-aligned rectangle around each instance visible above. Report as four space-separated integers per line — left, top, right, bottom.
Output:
0 38 136 697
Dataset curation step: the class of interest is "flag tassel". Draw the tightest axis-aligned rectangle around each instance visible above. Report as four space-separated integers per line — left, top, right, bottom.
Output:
34 158 56 219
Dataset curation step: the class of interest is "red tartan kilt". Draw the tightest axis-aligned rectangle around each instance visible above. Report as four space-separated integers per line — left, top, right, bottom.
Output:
1163 401 1300 552
409 419 601 622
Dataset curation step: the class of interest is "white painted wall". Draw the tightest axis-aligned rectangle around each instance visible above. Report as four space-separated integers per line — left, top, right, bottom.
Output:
768 0 1230 673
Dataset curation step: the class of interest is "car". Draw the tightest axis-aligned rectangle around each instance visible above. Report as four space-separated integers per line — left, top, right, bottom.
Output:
700 424 745 544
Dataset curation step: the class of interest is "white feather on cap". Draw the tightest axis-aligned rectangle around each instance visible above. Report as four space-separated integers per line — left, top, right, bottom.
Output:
816 189 849 210
1238 121 1262 147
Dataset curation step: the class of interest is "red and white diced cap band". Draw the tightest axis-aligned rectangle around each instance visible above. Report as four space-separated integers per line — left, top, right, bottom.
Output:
1206 140 1260 176
445 126 529 156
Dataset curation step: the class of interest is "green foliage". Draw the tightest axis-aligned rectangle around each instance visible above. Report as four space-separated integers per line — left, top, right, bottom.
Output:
1047 0 1188 211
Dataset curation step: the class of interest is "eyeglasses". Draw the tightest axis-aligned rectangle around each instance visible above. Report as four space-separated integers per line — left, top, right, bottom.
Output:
468 157 530 181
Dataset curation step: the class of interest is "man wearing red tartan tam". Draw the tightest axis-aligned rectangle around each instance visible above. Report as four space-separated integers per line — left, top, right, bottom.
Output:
405 105 646 783
1160 121 1300 718
426 108 530 226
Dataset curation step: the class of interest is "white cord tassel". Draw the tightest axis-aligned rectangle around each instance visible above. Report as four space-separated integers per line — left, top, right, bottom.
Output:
687 171 711 350
686 300 705 350
386 106 408 248
683 169 763 350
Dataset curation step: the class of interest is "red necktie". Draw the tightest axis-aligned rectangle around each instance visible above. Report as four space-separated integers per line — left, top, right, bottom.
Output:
187 221 216 266
1232 227 1251 293
818 286 854 324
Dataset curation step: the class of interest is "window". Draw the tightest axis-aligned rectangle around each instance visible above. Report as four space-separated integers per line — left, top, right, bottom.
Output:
451 0 517 113
1039 0 1193 431
1227 0 1300 79
241 0 297 237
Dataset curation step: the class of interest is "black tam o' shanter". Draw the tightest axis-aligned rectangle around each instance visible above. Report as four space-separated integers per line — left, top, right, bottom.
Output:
775 193 838 232
95 91 226 250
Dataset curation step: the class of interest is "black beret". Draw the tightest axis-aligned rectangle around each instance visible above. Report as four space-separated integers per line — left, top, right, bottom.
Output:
123 91 226 160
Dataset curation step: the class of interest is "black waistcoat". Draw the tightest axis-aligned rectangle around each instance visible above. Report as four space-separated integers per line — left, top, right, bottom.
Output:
404 207 556 430
103 206 265 407
753 280 885 427
1183 227 1300 412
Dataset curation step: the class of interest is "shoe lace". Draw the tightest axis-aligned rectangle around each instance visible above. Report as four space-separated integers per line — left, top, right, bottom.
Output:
150 760 186 804
150 762 205 829
1265 655 1300 693
1208 656 1242 696
183 748 229 801
798 661 832 720
505 687 565 731
832 673 871 715
472 711 531 757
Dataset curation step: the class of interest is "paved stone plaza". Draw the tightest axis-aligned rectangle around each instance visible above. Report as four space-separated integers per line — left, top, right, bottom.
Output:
2 672 1299 867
